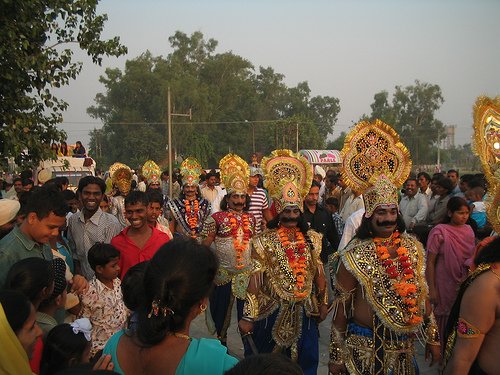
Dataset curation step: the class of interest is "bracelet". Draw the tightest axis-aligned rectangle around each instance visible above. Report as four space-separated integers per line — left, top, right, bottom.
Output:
329 327 346 364
424 313 440 345
241 316 254 322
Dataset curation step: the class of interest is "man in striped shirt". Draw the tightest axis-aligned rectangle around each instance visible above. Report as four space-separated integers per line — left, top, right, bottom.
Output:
247 167 272 235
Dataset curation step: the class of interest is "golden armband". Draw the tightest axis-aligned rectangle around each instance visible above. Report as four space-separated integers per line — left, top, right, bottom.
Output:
331 282 355 318
424 313 440 345
243 292 259 320
329 326 347 365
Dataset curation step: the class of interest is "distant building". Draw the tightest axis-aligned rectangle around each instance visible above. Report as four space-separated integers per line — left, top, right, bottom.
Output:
440 125 456 150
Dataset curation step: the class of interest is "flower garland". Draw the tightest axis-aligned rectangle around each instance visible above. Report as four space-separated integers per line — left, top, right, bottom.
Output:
184 199 199 238
374 231 422 325
227 212 251 270
277 226 308 298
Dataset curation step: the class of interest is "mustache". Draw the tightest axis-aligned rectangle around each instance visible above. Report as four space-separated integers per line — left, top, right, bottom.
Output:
281 217 298 223
376 220 397 227
233 202 244 207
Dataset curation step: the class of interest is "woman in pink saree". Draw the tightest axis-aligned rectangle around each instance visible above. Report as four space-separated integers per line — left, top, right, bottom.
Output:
426 197 476 349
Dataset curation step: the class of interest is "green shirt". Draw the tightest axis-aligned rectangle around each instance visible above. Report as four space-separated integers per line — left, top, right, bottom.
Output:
0 225 53 285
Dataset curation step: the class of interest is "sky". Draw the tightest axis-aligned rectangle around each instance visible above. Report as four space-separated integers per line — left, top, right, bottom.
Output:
56 0 500 149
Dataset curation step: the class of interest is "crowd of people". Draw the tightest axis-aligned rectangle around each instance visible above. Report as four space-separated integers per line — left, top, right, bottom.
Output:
0 115 498 375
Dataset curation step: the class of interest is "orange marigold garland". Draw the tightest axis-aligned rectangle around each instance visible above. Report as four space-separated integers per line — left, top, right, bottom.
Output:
374 231 422 325
184 199 199 238
277 227 309 298
227 212 251 270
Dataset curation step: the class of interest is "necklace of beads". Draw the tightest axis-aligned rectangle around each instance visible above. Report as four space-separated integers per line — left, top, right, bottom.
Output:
227 211 251 270
184 199 199 238
374 231 422 325
277 226 309 298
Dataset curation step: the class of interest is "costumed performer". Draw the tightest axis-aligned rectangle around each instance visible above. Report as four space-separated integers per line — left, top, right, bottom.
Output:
328 119 440 375
443 96 500 375
238 149 328 375
202 154 257 346
167 157 211 242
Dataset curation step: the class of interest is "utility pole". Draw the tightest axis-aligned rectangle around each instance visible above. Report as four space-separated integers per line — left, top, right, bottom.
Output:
296 122 299 153
436 131 441 172
167 87 192 199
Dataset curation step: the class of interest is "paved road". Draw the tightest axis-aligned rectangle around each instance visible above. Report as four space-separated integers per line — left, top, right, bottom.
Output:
189 305 440 374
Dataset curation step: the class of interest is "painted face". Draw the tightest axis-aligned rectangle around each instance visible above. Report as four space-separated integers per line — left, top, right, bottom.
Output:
97 257 121 281
305 186 320 206
28 212 66 244
449 205 470 226
405 180 418 197
125 202 148 229
279 206 301 229
227 192 246 212
183 185 197 200
16 304 42 359
147 202 162 224
370 205 398 238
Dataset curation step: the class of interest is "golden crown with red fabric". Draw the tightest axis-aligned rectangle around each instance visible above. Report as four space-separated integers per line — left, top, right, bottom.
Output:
473 96 500 233
219 153 249 194
261 149 313 213
180 157 203 186
109 162 132 195
341 119 412 217
142 160 162 185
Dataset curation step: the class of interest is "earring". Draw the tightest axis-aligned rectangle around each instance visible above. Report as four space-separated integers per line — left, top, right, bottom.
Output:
200 304 207 313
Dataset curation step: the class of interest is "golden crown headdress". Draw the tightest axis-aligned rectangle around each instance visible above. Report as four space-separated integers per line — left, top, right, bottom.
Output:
142 160 162 185
472 96 500 233
109 162 131 179
261 149 313 213
341 119 412 217
110 162 132 195
219 153 249 194
180 157 203 186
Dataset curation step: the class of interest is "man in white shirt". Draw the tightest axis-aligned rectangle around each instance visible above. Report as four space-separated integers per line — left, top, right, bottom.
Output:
399 178 428 231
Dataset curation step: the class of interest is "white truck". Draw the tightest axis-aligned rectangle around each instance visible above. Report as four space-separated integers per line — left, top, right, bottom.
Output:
36 156 96 190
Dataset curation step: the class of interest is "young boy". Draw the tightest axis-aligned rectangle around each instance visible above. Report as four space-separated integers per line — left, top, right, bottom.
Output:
79 243 128 357
146 190 173 239
111 191 169 279
325 197 344 238
465 186 487 229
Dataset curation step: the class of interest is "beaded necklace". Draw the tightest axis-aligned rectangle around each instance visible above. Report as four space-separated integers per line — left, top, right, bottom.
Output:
374 231 422 325
277 226 309 298
184 199 199 238
227 211 251 270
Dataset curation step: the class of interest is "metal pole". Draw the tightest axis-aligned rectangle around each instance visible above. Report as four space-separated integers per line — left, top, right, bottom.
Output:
167 87 173 200
296 122 299 152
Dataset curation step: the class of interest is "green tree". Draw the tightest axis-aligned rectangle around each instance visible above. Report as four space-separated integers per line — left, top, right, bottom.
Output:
366 80 445 165
326 131 347 150
88 31 340 169
0 0 127 170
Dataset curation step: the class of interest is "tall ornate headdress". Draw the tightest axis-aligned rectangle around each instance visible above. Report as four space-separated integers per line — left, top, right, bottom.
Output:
142 160 162 185
219 153 249 194
261 149 313 213
341 119 412 217
110 162 132 195
472 96 500 233
180 157 203 186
